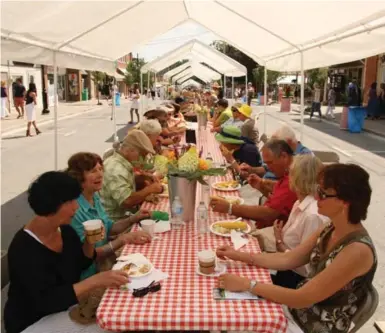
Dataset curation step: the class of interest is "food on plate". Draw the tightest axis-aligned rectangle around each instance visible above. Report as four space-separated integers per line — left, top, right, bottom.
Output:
210 195 242 205
214 180 240 189
138 264 151 274
212 221 248 235
145 193 160 204
122 263 151 276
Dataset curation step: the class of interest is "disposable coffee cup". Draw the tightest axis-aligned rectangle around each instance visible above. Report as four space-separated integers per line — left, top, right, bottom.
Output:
198 250 216 275
141 219 155 237
83 220 103 244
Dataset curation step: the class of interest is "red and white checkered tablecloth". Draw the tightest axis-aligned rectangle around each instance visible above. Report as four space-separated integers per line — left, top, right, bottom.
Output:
97 124 288 333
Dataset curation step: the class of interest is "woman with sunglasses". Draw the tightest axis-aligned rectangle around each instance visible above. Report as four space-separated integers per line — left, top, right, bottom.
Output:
216 163 376 333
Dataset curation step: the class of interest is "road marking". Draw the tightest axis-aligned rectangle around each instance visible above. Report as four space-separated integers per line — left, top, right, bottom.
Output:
1 106 101 137
331 146 352 157
63 130 76 137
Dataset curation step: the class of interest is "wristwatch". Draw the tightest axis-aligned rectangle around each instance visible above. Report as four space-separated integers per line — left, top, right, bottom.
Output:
249 280 258 293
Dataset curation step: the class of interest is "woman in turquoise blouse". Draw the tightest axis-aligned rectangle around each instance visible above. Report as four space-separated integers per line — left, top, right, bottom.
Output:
67 152 151 279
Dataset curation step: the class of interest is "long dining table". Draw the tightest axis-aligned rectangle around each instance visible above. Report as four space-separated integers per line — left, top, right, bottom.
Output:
97 124 288 333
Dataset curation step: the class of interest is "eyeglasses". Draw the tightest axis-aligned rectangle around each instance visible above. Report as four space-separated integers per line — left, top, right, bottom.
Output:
132 280 161 298
317 185 338 200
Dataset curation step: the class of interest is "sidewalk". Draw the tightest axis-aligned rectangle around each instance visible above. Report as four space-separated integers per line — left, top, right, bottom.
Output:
0 98 130 135
291 103 385 138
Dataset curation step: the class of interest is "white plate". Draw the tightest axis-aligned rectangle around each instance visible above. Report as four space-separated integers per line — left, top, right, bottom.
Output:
210 220 251 238
196 262 227 277
114 261 153 278
221 196 244 205
212 181 241 192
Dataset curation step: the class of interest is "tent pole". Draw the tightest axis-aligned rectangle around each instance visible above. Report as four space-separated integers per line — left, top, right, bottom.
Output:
300 52 305 142
112 79 117 143
224 74 226 100
154 72 157 106
140 72 143 116
232 77 234 102
147 71 150 110
7 60 11 112
264 66 267 135
245 74 247 103
53 52 58 170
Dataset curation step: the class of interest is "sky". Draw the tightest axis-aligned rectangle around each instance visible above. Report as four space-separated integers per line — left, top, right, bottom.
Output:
131 21 219 61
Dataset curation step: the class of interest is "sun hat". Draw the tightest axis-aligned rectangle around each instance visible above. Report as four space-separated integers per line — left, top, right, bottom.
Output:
121 129 155 155
234 104 252 118
215 126 245 145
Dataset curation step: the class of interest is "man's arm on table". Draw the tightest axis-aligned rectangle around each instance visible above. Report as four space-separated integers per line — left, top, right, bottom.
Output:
231 204 281 228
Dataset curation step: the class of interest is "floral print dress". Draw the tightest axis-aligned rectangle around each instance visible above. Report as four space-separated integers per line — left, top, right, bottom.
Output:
290 223 377 333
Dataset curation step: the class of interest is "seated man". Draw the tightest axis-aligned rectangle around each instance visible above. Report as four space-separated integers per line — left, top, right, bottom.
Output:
212 99 231 127
101 129 163 223
241 125 312 181
211 103 244 133
211 139 297 228
215 126 262 174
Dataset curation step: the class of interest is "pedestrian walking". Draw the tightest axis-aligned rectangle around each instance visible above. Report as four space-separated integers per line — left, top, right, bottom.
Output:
129 83 140 124
325 85 336 119
13 78 26 119
25 83 41 137
1 80 9 119
310 83 322 120
247 82 254 106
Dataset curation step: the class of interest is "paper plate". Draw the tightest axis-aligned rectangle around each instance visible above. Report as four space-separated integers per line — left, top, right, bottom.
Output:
212 181 241 192
210 220 251 238
114 261 153 278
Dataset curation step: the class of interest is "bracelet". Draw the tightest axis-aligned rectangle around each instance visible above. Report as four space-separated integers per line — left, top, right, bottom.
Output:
228 203 233 215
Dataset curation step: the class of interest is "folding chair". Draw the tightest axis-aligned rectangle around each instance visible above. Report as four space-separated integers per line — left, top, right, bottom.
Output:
350 284 379 333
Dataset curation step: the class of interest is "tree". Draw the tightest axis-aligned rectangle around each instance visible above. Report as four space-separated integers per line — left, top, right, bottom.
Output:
124 58 150 91
211 41 258 86
91 71 106 105
306 67 328 88
252 67 283 94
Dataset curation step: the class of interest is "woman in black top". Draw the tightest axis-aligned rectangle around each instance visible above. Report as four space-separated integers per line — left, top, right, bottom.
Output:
4 171 128 333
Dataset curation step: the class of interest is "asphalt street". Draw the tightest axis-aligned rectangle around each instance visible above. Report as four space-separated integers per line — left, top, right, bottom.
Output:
1 102 384 331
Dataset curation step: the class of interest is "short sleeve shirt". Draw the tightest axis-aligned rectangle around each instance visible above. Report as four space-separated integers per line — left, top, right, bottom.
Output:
100 152 136 222
221 117 244 129
233 143 262 167
217 108 232 125
14 85 26 98
71 193 114 279
264 173 297 222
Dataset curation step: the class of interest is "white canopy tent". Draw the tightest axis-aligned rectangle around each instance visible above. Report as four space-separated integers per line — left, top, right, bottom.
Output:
163 62 192 80
2 1 385 168
181 79 201 88
171 63 221 82
172 69 209 84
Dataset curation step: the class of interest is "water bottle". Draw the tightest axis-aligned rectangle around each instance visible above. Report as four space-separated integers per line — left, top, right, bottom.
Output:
171 196 184 227
196 201 208 234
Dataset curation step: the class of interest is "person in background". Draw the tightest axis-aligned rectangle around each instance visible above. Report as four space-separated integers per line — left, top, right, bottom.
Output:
1 80 9 119
325 85 336 119
101 130 163 223
213 99 231 127
211 139 296 228
237 104 259 144
4 171 129 333
129 83 140 124
254 155 329 289
25 83 41 137
216 163 376 333
68 152 152 280
348 78 362 107
247 82 255 106
310 83 322 120
240 125 311 181
366 82 379 120
210 103 244 133
13 78 25 119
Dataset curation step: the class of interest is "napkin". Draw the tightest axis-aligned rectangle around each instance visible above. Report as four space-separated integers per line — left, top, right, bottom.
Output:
230 230 249 250
116 253 148 263
154 221 171 233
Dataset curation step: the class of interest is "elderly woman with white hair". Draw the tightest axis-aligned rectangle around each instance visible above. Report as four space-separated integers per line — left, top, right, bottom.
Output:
248 155 329 289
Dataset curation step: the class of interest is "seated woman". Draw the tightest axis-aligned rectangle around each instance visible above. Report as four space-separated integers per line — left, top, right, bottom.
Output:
255 155 329 289
4 171 128 333
216 163 376 333
67 152 152 280
167 102 186 130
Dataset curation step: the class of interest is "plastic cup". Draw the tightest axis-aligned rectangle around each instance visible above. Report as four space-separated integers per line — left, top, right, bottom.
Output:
83 219 103 244
141 219 156 237
198 250 216 275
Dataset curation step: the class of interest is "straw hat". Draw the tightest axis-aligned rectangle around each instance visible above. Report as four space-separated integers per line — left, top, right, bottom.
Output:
122 129 155 155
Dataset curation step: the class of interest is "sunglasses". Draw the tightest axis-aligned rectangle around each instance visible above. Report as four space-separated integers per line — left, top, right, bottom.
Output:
317 185 338 200
132 280 161 298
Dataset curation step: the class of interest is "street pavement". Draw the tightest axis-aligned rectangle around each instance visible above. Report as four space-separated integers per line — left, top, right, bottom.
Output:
1 100 384 332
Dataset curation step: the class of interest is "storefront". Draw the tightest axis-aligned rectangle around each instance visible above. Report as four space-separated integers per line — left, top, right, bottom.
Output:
377 54 385 84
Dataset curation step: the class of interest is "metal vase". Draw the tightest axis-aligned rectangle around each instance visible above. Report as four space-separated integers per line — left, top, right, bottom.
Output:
168 176 197 222
198 113 208 129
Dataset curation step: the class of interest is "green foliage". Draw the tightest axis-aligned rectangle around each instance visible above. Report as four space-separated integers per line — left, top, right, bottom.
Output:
91 71 106 84
167 163 227 185
252 67 283 93
306 67 328 88
124 58 150 89
131 156 155 171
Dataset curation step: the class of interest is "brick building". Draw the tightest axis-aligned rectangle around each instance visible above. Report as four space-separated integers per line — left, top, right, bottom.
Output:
116 53 133 98
362 54 385 103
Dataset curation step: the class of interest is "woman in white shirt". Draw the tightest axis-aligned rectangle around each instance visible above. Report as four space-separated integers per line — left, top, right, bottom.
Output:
254 155 329 289
129 83 140 124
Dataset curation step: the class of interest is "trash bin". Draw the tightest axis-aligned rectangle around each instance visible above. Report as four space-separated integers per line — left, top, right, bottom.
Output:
348 106 366 133
82 88 88 101
115 92 121 106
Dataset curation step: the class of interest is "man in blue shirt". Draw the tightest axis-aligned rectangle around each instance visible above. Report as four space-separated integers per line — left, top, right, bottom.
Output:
240 125 312 180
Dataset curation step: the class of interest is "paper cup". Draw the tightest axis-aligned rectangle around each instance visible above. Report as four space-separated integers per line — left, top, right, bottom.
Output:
198 250 216 275
83 219 103 244
141 219 155 237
